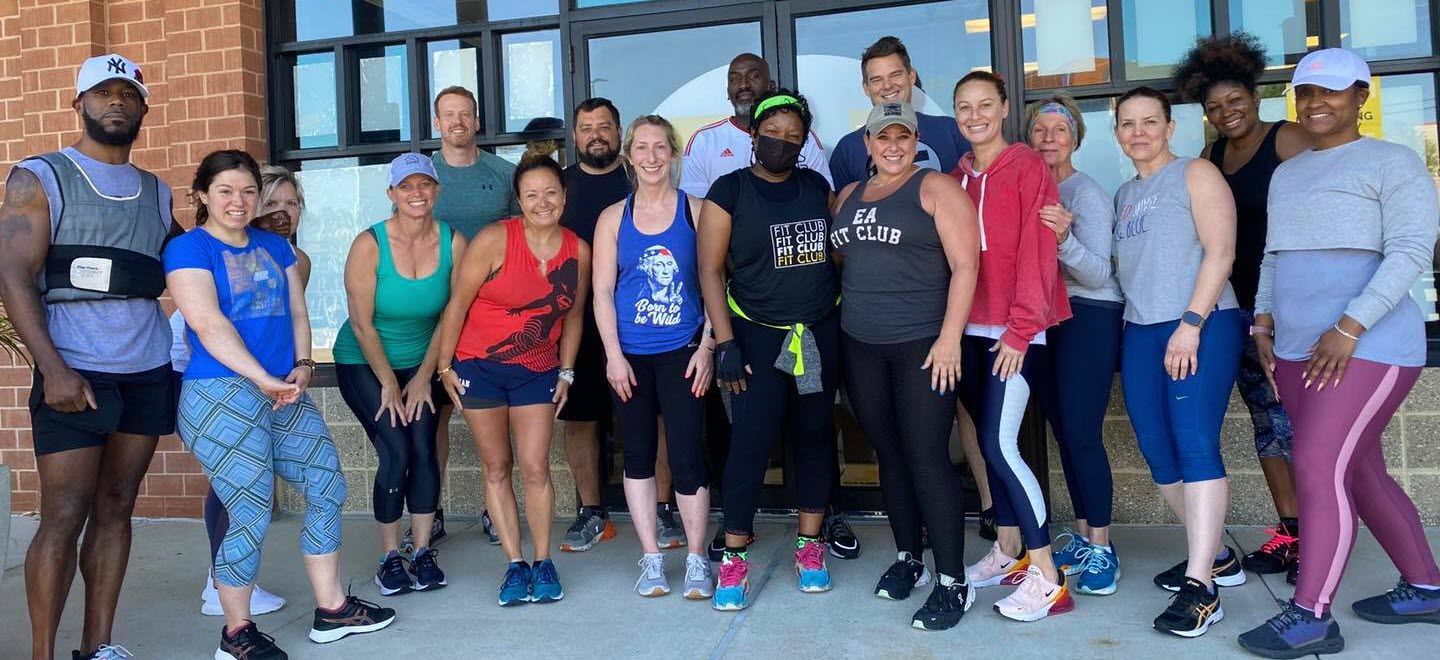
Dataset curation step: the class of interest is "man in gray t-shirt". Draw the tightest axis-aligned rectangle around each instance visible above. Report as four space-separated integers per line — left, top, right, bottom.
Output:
0 53 179 660
430 85 520 238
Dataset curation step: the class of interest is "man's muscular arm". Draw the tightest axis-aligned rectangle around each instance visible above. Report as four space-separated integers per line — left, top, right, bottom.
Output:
0 168 95 411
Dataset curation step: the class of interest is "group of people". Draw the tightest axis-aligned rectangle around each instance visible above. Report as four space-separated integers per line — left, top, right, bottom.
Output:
3 30 1439 660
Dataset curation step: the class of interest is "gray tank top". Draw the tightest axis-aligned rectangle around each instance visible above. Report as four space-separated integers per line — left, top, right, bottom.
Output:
830 169 949 343
1113 157 1238 324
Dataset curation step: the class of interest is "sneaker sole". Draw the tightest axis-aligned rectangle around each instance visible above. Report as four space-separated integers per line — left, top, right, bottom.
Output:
498 595 529 607
658 538 686 549
1156 605 1224 638
1238 636 1345 659
561 520 617 552
531 591 565 604
1158 571 1247 592
684 587 714 600
971 568 1027 589
413 579 448 592
308 614 396 644
637 585 671 597
713 602 748 611
1352 608 1440 625
374 575 412 596
1077 568 1122 596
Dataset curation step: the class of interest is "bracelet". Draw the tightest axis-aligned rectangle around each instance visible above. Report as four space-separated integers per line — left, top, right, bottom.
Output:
293 358 315 370
1332 323 1361 342
558 368 576 385
1248 325 1273 337
436 365 453 376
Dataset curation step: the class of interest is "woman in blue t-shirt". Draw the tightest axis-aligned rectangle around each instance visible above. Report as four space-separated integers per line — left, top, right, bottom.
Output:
592 115 714 601
165 150 395 659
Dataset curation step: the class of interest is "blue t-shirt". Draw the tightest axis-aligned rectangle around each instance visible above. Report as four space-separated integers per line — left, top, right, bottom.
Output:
163 227 298 379
828 112 970 193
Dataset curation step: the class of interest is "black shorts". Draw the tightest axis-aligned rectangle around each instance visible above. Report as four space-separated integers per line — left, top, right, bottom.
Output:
556 311 611 423
29 363 177 456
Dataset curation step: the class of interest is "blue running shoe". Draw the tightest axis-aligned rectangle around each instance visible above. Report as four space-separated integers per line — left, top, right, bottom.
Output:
1076 544 1120 595
530 559 564 603
795 536 833 593
1238 599 1344 658
712 552 751 611
498 561 531 606
1052 530 1091 576
1352 581 1440 625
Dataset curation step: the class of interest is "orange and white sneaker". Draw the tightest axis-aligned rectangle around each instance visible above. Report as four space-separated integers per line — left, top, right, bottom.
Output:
993 566 1075 622
966 542 1031 588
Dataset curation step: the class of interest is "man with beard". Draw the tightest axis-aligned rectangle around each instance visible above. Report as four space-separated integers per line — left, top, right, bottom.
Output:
679 53 833 198
0 54 179 660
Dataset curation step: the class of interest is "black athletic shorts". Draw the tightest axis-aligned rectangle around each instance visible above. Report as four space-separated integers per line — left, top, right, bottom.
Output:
556 310 611 423
29 363 177 456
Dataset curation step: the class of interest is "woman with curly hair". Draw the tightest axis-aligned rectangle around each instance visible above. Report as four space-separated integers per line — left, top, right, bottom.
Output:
1174 33 1311 584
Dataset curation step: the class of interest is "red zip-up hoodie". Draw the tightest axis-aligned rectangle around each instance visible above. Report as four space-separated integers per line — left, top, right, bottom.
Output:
952 143 1071 351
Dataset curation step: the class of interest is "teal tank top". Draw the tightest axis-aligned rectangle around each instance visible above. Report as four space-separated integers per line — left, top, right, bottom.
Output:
333 220 453 368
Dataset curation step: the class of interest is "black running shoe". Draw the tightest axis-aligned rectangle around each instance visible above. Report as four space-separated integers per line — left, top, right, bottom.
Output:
875 553 931 600
1243 523 1299 575
978 508 997 542
1154 546 1247 592
412 548 447 591
308 595 396 644
1154 577 1224 638
374 551 413 596
823 512 861 560
481 509 500 546
911 580 976 631
217 621 286 660
1287 563 1298 586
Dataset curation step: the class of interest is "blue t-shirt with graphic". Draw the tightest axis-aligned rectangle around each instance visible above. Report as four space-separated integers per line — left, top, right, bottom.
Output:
163 227 298 379
829 112 970 193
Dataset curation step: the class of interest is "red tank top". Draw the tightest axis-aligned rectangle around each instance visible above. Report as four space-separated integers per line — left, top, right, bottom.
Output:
455 218 580 371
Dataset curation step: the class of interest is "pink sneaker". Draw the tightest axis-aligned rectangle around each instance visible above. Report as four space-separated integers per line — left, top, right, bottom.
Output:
993 565 1075 622
712 554 751 610
966 542 1031 588
795 537 833 592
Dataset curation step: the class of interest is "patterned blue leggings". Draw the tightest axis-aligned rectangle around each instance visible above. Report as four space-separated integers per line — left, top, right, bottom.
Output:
179 377 347 588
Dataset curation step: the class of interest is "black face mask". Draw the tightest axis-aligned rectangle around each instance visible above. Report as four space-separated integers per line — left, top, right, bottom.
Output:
754 134 802 174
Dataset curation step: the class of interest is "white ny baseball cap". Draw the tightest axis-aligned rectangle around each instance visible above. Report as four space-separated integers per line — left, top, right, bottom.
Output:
1290 48 1371 92
76 53 150 100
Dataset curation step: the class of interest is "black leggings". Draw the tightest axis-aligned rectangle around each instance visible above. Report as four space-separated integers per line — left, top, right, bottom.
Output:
336 363 442 524
722 311 839 536
615 346 708 495
843 334 965 576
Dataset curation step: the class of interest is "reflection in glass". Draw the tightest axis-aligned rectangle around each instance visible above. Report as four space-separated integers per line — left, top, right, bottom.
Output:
1121 0 1212 80
1229 0 1319 69
488 0 559 20
357 45 410 144
428 39 483 138
294 53 338 149
795 1 990 151
502 30 564 134
290 0 484 42
1341 0 1433 61
587 22 761 146
1022 0 1109 89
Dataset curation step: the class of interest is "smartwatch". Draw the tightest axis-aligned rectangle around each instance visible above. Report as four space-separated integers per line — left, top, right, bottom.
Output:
1180 310 1206 329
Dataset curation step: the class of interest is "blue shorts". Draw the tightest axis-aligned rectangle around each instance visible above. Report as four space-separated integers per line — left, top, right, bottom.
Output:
453 358 558 410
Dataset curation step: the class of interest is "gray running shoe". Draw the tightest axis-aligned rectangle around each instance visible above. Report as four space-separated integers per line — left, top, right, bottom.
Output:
683 552 715 600
657 503 686 549
636 553 670 597
481 509 501 546
561 507 614 553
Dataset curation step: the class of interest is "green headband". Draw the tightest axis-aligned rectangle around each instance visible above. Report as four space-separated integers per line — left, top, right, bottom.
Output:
752 94 802 120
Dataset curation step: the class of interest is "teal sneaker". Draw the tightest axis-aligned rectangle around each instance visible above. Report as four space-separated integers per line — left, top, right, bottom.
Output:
1076 544 1120 596
498 561 531 606
530 559 564 603
1052 530 1091 576
712 552 751 611
795 536 833 593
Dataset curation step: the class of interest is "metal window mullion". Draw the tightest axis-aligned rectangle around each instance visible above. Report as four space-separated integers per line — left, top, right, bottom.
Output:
1319 0 1341 49
482 30 503 137
408 37 426 151
1107 0 1128 85
769 1 790 90
1211 0 1229 36
992 0 1025 138
335 44 353 151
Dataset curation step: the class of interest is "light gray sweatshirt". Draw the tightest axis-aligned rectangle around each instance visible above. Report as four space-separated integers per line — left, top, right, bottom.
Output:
1056 171 1123 303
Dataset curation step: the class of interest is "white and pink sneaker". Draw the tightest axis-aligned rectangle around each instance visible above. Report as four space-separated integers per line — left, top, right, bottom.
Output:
993 565 1075 622
965 542 1031 588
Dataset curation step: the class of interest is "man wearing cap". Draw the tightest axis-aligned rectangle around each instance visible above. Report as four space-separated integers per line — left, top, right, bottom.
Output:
679 53 833 199
0 53 176 660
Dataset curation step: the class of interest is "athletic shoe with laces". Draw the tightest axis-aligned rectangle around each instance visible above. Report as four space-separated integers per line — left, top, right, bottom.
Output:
875 552 931 600
412 547 447 591
822 511 861 559
1243 523 1300 575
1286 563 1298 586
1238 599 1344 658
911 579 976 631
966 541 1030 588
308 595 396 643
712 552 751 611
657 503 686 549
1074 544 1121 596
400 509 448 556
202 569 286 616
73 645 134 660
683 553 714 600
481 509 501 546
994 566 1075 622
978 508 998 542
374 551 413 596
216 622 286 660
1153 577 1224 638
1351 580 1440 624
795 536 833 592
530 558 564 603
1154 546 1246 592
1051 530 1091 576
636 553 670 597
498 561 531 606
561 507 615 552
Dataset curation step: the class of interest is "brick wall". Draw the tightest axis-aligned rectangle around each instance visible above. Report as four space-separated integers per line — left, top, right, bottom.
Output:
0 0 267 517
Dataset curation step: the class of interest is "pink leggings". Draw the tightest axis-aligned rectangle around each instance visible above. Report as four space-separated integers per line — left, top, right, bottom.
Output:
1276 358 1440 616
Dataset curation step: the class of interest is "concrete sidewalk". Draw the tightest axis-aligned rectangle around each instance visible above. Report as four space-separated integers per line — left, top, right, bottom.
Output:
2 515 1436 659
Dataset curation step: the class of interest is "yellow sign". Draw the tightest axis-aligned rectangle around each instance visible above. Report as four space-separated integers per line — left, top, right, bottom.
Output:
1285 76 1384 139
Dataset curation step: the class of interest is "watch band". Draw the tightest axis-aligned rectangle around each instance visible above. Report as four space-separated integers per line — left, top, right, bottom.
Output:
558 368 576 385
293 358 316 370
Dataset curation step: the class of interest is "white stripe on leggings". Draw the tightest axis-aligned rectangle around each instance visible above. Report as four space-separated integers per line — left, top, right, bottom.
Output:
998 373 1048 534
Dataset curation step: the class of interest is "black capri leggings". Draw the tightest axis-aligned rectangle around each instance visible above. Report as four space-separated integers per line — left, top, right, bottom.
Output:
843 333 965 577
335 363 443 524
722 311 840 536
614 346 708 495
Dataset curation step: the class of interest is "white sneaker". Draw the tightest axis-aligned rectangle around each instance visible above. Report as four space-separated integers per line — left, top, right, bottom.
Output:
201 570 287 616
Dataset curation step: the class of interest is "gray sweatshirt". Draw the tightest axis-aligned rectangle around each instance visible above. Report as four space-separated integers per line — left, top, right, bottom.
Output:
1256 138 1440 330
1056 171 1123 303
